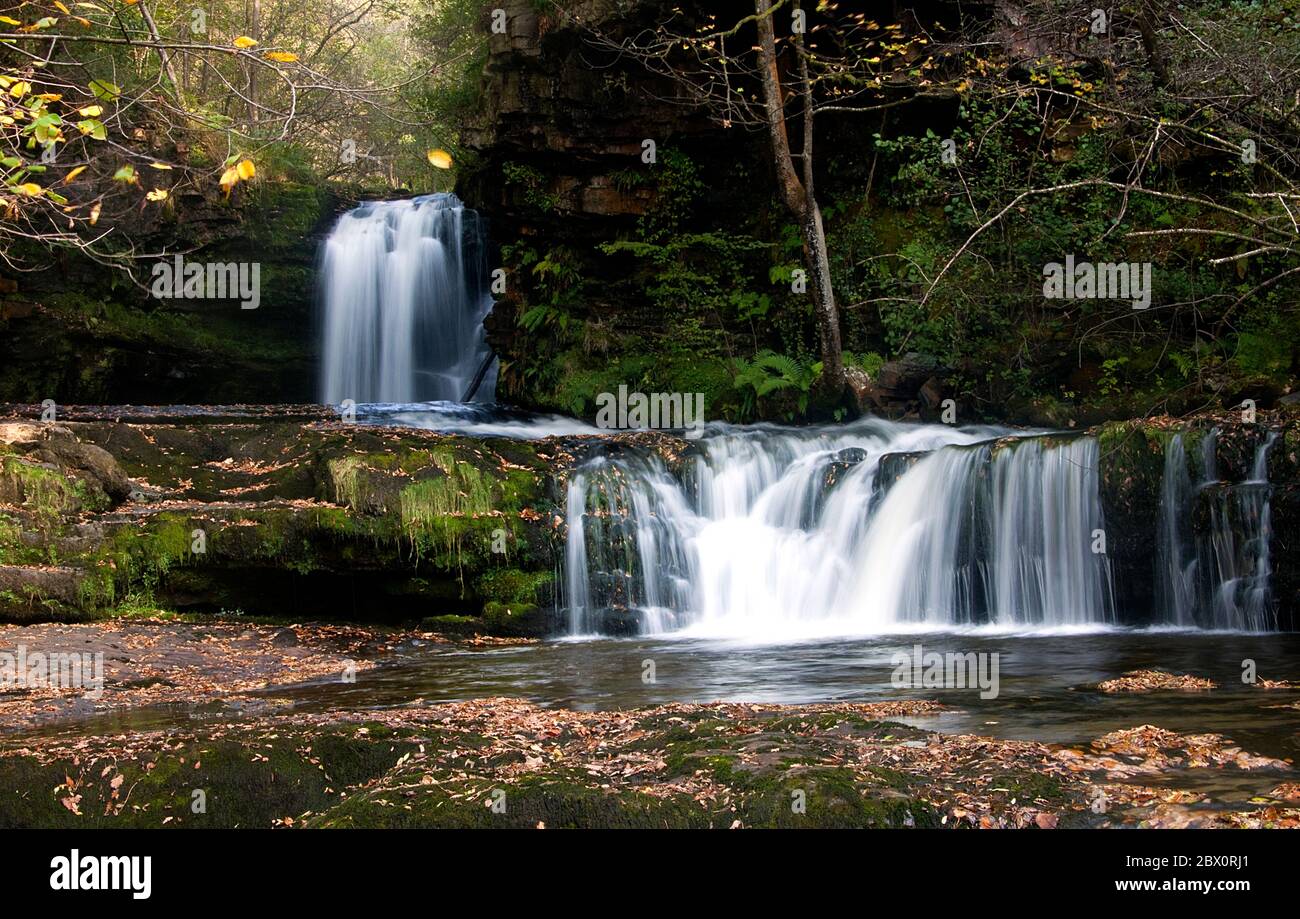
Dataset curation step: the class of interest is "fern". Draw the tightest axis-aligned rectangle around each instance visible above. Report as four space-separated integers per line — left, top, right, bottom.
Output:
731 350 823 419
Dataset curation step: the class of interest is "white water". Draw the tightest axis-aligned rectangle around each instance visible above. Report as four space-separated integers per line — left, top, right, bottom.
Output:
1156 429 1279 631
564 419 1117 638
318 194 496 404
352 401 601 439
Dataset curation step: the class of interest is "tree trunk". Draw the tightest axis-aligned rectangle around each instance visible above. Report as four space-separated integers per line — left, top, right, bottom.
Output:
248 0 261 127
802 203 843 393
138 0 181 99
753 0 844 398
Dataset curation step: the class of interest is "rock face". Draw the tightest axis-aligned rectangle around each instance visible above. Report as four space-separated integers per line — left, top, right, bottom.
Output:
458 1 775 416
461 0 708 225
852 353 950 418
0 183 350 405
0 407 575 633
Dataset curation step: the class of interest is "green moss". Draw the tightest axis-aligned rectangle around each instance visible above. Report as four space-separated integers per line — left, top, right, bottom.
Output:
476 568 551 605
327 455 367 510
399 463 494 528
308 774 711 829
418 614 482 636
0 724 423 828
1 455 103 520
1000 770 1067 803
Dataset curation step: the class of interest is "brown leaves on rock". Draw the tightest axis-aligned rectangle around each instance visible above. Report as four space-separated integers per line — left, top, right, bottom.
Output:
5 691 1296 829
1087 724 1289 774
1096 670 1217 693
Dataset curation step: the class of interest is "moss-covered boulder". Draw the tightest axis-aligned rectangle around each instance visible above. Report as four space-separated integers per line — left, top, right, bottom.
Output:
0 409 574 632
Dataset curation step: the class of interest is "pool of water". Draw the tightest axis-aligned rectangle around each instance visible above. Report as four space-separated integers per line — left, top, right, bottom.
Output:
15 630 1300 763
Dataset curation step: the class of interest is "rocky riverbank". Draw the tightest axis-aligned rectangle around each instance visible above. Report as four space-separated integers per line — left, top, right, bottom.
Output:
1 691 1295 829
0 405 576 631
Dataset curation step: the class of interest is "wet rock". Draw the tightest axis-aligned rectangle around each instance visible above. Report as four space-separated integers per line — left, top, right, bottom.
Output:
30 435 133 505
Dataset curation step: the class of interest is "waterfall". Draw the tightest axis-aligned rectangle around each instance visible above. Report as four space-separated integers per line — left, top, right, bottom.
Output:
562 420 1116 637
318 193 496 404
1156 434 1197 626
1156 429 1279 631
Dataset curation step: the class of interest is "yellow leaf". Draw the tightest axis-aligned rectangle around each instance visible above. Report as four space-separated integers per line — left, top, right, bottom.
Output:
233 35 258 49
123 0 138 4
264 51 298 63
77 105 103 117
88 200 101 225
236 158 255 180
147 161 172 170
426 149 453 169
146 188 168 201
219 165 240 194
0 16 20 25
63 165 87 183
54 1 71 13
10 81 30 99
14 183 43 197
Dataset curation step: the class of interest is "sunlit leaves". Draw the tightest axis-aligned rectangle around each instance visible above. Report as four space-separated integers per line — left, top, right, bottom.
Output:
87 79 120 101
112 164 136 183
31 112 63 144
233 36 258 49
145 187 168 201
264 51 298 63
219 158 255 195
426 148 453 169
75 118 105 140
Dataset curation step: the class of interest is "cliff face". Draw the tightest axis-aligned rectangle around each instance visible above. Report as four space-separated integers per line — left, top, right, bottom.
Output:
0 182 349 406
458 0 780 417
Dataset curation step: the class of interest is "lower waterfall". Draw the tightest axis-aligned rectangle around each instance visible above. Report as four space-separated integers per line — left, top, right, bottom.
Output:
563 420 1117 637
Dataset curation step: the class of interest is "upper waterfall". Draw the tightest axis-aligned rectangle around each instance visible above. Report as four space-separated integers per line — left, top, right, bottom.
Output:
318 193 497 404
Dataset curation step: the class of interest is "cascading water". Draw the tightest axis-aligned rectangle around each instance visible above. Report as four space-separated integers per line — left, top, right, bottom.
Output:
1155 433 1197 627
318 193 496 404
1156 429 1279 631
563 420 1116 638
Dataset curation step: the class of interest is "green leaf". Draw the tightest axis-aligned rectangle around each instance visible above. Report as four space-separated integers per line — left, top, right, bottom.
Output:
88 79 120 101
